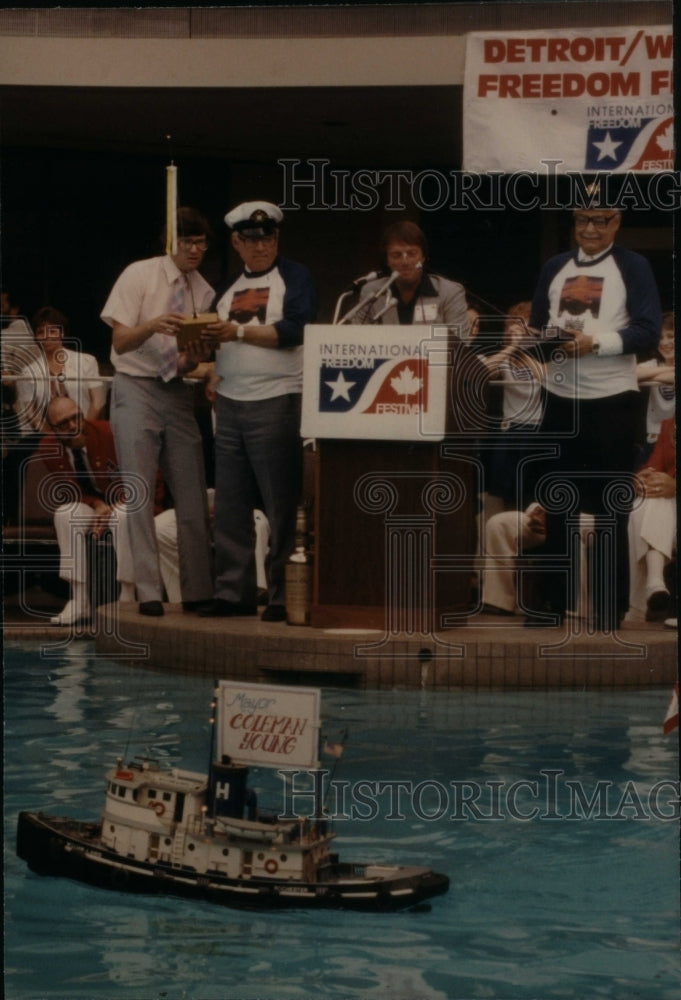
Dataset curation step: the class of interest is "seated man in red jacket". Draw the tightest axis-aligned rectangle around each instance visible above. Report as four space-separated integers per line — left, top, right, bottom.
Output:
38 396 136 625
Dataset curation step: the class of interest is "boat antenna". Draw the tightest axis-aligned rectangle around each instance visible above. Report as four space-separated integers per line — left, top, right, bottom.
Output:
322 727 348 814
207 682 218 775
120 665 153 763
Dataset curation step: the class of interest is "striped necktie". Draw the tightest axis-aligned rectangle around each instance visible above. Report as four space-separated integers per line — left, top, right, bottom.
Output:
72 447 103 498
158 273 188 381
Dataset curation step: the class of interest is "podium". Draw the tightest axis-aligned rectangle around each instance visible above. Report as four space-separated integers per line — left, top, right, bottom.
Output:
301 325 480 631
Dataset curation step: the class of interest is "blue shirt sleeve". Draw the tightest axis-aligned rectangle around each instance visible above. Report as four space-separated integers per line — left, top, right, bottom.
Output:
611 246 662 356
273 258 318 348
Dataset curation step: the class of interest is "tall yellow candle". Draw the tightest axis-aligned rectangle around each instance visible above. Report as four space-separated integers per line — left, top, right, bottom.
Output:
165 164 177 256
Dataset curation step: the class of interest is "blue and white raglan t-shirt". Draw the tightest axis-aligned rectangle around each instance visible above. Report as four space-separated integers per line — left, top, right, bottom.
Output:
530 243 661 400
212 256 317 401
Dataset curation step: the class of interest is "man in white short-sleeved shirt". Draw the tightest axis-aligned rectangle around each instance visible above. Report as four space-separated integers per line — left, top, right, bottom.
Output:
100 207 214 616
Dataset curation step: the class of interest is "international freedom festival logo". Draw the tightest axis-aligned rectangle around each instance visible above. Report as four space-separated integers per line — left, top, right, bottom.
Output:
320 357 429 417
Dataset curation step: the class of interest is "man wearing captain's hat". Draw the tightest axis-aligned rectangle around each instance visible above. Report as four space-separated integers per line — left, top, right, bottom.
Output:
199 201 317 621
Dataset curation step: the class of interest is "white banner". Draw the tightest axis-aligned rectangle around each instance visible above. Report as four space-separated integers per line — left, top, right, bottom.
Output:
463 25 673 173
216 681 321 769
301 324 451 441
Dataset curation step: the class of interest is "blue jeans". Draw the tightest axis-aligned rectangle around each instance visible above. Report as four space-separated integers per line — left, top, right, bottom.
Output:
213 393 302 606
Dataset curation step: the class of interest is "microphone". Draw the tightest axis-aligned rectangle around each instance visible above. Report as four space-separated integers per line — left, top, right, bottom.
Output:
348 270 379 289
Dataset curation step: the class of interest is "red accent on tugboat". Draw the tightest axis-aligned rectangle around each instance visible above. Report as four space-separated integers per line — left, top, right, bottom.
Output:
148 801 165 816
115 771 134 780
264 859 279 874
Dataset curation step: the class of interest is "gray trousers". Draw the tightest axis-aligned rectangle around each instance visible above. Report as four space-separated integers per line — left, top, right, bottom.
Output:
110 373 213 603
213 392 302 606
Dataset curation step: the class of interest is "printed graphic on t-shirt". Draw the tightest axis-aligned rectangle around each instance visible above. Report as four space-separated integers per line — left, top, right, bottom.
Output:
228 288 270 324
557 275 604 333
510 362 534 382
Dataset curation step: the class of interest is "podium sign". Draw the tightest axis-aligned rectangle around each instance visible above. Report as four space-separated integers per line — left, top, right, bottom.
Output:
301 324 451 441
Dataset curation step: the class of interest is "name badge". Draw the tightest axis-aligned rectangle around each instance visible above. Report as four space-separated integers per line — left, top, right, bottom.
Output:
419 302 438 323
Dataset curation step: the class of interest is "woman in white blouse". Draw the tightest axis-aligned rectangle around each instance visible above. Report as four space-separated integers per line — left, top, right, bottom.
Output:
14 307 106 436
635 310 674 468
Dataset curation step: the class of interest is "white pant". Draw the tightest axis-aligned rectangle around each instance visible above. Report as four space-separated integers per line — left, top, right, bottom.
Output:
53 502 134 590
482 509 545 613
627 496 676 619
155 499 269 604
482 509 594 616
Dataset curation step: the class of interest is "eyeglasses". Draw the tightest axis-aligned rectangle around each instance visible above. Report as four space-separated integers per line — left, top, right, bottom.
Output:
387 248 423 261
573 214 618 230
35 325 63 339
49 414 81 430
237 234 277 246
178 238 208 251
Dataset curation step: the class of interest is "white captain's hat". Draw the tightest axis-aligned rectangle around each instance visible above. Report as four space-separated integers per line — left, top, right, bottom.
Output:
224 201 283 237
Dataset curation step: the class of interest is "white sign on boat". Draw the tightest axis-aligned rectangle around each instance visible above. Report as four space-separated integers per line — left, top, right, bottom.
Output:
216 681 321 769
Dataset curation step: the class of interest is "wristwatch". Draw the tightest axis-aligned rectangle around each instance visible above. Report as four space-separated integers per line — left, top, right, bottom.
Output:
235 325 245 342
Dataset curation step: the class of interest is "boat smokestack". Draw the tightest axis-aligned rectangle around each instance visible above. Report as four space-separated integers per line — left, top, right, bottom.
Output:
208 758 249 819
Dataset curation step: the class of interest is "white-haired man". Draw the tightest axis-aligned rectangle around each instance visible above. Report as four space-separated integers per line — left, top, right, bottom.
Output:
526 195 662 630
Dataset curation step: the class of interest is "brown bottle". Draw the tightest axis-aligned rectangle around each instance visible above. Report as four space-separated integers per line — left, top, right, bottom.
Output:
285 507 312 626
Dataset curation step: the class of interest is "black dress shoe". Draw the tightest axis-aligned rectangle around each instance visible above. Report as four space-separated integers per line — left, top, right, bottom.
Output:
646 590 671 622
182 600 215 613
139 600 164 617
261 604 287 622
197 599 257 618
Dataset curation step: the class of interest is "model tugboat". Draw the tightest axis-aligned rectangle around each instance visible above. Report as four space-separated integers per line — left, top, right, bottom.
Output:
16 681 449 911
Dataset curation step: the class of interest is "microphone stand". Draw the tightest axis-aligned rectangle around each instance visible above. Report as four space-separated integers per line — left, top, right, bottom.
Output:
336 272 398 325
370 296 397 323
332 289 354 325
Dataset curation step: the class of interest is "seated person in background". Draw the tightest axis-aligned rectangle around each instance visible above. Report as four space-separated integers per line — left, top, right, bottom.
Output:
37 396 142 626
357 220 469 333
154 489 270 605
477 301 545 525
626 416 676 623
481 502 546 616
2 290 39 523
481 503 597 620
14 307 106 437
1 289 36 373
465 304 480 343
635 310 674 468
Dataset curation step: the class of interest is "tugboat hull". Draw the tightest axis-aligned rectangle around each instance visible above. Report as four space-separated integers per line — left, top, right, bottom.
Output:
17 811 450 912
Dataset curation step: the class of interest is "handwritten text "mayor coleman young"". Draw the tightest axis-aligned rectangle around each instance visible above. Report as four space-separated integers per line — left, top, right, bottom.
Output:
228 712 309 756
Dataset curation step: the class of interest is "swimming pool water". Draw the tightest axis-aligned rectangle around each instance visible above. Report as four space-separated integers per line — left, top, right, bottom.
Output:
4 641 679 999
